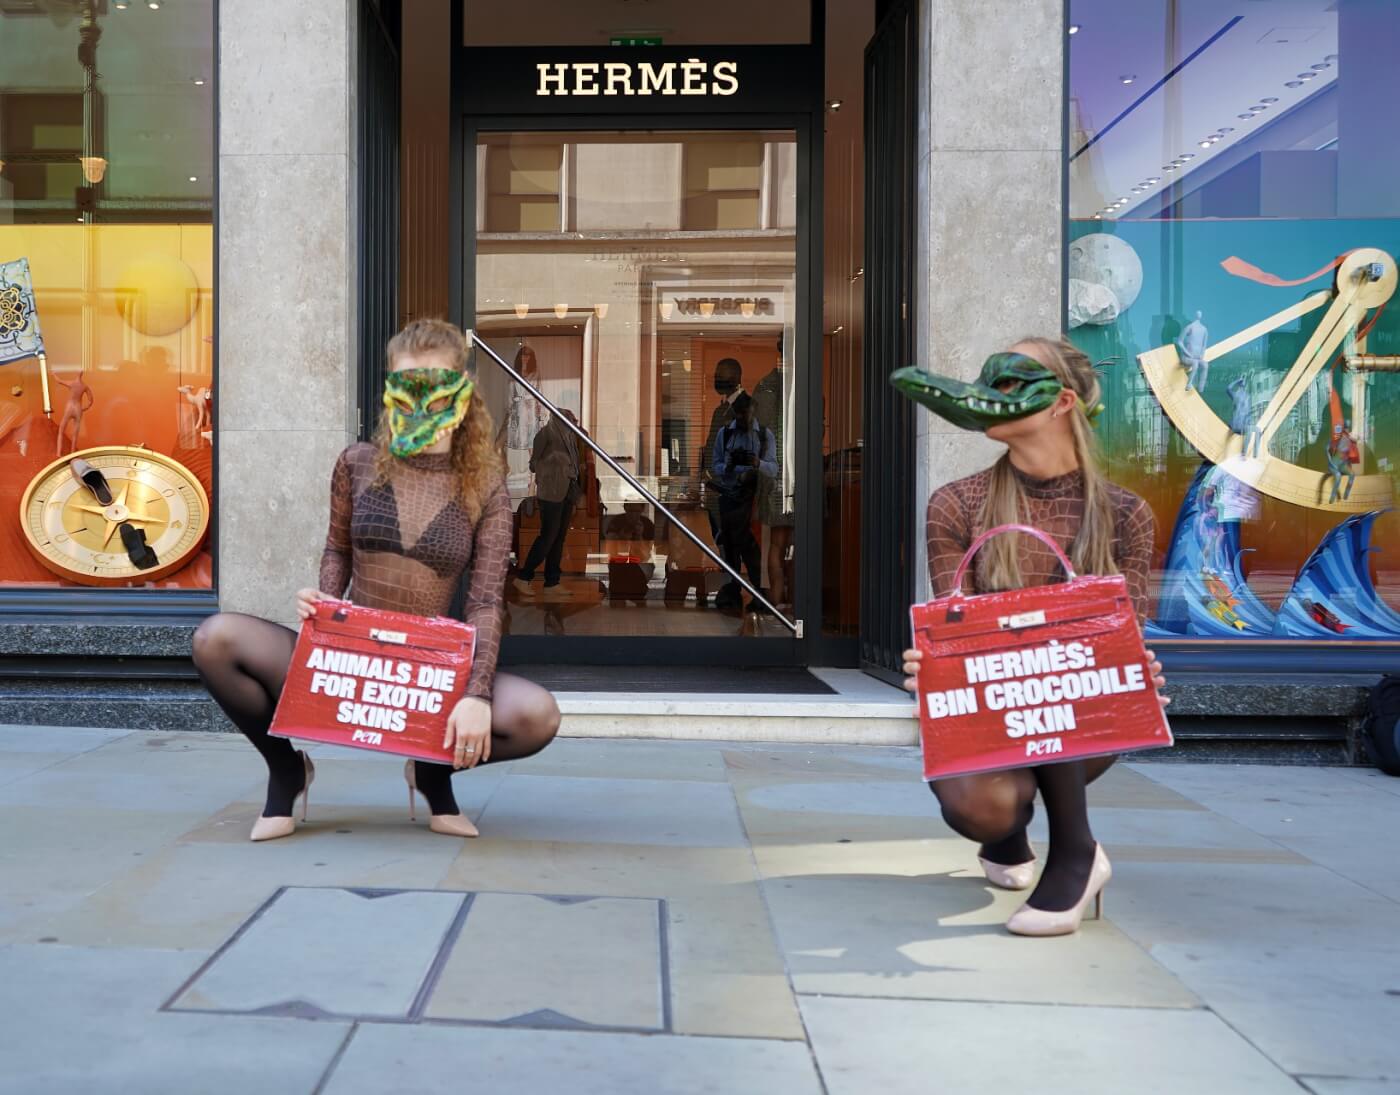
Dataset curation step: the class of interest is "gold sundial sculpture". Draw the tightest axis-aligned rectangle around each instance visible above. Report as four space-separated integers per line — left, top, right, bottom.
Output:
1137 247 1396 513
20 445 210 585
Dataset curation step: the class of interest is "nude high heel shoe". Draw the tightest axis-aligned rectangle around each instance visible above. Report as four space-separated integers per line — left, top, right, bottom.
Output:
1005 844 1111 937
250 751 315 842
978 855 1037 891
404 759 479 838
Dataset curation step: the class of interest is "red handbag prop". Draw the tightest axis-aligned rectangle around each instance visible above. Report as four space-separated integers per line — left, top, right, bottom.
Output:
911 524 1172 781
269 600 475 764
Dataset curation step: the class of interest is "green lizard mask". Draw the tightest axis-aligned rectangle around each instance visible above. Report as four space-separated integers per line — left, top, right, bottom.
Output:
890 352 1100 432
384 367 475 457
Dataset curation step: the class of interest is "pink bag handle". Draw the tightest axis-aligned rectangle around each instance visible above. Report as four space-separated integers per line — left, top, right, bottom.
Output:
950 523 1077 593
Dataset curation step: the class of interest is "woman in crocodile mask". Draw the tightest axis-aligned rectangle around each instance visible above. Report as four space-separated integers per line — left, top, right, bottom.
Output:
192 319 560 842
896 336 1168 936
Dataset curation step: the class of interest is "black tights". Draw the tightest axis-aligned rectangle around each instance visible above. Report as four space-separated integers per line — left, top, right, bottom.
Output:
930 756 1114 912
192 613 561 818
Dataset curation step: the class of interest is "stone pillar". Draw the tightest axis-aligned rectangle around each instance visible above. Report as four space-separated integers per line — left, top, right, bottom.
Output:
217 0 358 622
914 0 1064 598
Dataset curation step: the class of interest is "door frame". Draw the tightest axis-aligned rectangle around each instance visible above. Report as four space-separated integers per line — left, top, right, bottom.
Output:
450 42 831 666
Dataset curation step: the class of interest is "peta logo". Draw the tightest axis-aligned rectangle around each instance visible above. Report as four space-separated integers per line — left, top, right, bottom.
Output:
351 729 384 746
370 628 408 644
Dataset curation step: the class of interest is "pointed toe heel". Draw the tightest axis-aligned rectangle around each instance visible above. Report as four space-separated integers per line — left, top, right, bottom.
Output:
404 759 480 838
250 750 314 842
1005 844 1112 937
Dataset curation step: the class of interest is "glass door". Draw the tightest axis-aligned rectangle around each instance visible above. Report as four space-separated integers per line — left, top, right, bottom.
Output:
470 128 801 642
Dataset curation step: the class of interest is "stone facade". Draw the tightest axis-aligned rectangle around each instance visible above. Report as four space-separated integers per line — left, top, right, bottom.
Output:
914 0 1064 600
217 0 359 624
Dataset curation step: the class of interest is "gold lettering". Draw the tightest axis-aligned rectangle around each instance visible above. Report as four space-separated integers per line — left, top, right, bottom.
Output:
712 60 739 95
536 62 568 96
604 61 633 95
572 62 600 95
680 57 708 96
637 61 676 95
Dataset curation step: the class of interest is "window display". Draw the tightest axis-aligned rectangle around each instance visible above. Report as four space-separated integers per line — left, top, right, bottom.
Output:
1067 0 1399 641
0 0 214 591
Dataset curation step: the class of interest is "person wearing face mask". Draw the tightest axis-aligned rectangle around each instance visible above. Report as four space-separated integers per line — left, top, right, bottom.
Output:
700 358 746 590
191 319 561 843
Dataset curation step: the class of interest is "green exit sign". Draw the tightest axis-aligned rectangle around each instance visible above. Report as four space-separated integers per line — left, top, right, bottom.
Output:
610 35 662 46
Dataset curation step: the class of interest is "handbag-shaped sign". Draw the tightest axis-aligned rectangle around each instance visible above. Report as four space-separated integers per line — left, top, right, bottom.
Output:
269 600 476 763
911 523 1172 781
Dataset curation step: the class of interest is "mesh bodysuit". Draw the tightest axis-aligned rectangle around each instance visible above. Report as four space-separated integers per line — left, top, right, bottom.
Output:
319 443 511 699
925 465 1155 621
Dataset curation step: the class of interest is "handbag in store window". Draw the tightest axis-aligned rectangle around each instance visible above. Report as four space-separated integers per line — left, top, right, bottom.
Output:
269 600 475 764
911 523 1172 781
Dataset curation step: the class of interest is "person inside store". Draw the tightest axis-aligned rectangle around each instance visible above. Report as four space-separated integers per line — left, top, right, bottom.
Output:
900 336 1169 936
191 319 560 842
711 392 777 611
752 336 793 613
700 357 747 554
513 406 584 601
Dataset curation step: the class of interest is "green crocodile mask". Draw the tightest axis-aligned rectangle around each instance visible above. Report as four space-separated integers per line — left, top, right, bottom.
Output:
384 367 475 457
891 352 1097 432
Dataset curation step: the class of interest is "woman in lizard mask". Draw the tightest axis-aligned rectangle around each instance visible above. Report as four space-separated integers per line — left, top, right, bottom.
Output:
895 337 1168 936
192 319 560 842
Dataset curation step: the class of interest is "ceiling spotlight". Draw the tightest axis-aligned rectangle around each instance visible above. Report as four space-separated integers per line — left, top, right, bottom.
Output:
1164 165 1177 172
1260 97 1279 104
1238 113 1255 120
113 0 128 7
1068 24 1081 35
1146 177 1160 184
1298 72 1317 80
1217 127 1234 134
1180 153 1196 160
147 0 160 8
1092 212 1102 219
193 77 206 86
1286 81 1304 88
1120 74 1136 85
1312 62 1331 70
826 99 843 112
1325 53 1338 62
1199 140 1213 148
188 175 198 182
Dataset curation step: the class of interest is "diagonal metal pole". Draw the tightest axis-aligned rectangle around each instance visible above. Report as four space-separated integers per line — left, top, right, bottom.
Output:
469 329 800 636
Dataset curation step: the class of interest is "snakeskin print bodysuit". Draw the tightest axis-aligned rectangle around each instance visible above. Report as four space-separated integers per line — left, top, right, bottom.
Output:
926 464 1156 622
319 443 512 699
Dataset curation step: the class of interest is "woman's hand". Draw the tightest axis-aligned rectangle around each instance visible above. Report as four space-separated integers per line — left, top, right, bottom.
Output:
295 588 327 620
443 696 492 770
1145 649 1170 709
902 646 923 696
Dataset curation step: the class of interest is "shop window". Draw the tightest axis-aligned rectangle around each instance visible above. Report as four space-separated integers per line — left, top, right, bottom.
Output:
683 139 762 231
482 138 563 233
0 2 215 593
1066 0 1400 643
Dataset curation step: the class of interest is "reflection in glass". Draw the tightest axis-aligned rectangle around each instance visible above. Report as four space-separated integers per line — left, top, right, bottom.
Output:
1067 0 1400 642
475 130 797 638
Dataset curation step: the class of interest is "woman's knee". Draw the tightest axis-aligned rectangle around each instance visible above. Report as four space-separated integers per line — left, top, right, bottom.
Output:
191 612 239 668
932 779 1032 844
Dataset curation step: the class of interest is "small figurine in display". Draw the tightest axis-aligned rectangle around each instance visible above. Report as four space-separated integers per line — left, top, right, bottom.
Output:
1326 421 1359 503
1304 598 1349 633
1227 375 1253 437
1202 594 1248 631
178 383 212 446
53 368 94 457
1176 311 1210 394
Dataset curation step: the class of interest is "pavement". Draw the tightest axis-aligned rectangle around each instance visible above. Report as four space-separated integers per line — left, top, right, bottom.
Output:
1 724 1398 1095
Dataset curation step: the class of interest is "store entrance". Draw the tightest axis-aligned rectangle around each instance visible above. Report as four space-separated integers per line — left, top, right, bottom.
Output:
466 126 808 662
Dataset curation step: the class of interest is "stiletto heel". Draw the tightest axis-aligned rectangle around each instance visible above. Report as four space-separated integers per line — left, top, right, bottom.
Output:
403 759 479 838
251 750 315 842
1005 844 1111 937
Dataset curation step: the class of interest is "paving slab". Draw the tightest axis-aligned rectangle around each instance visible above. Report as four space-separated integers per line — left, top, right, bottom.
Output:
503 736 730 782
436 840 804 1039
1302 1080 1400 1094
475 774 747 847
426 892 664 1029
764 869 1196 1008
171 886 465 1018
801 995 1300 1095
0 943 348 1095
1150 942 1400 1080
319 1021 823 1095
0 723 132 753
39 832 466 949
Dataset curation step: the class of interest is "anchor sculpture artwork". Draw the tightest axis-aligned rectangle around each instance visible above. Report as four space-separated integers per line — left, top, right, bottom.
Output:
1072 242 1400 642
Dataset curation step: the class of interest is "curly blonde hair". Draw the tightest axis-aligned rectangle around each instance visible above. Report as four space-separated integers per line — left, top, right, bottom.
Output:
372 318 505 524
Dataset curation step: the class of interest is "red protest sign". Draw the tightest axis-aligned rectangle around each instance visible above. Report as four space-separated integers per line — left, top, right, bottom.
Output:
911 524 1172 781
269 600 475 763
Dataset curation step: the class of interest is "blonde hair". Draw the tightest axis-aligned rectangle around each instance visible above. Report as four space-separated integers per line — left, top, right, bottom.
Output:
373 318 505 524
977 335 1117 590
